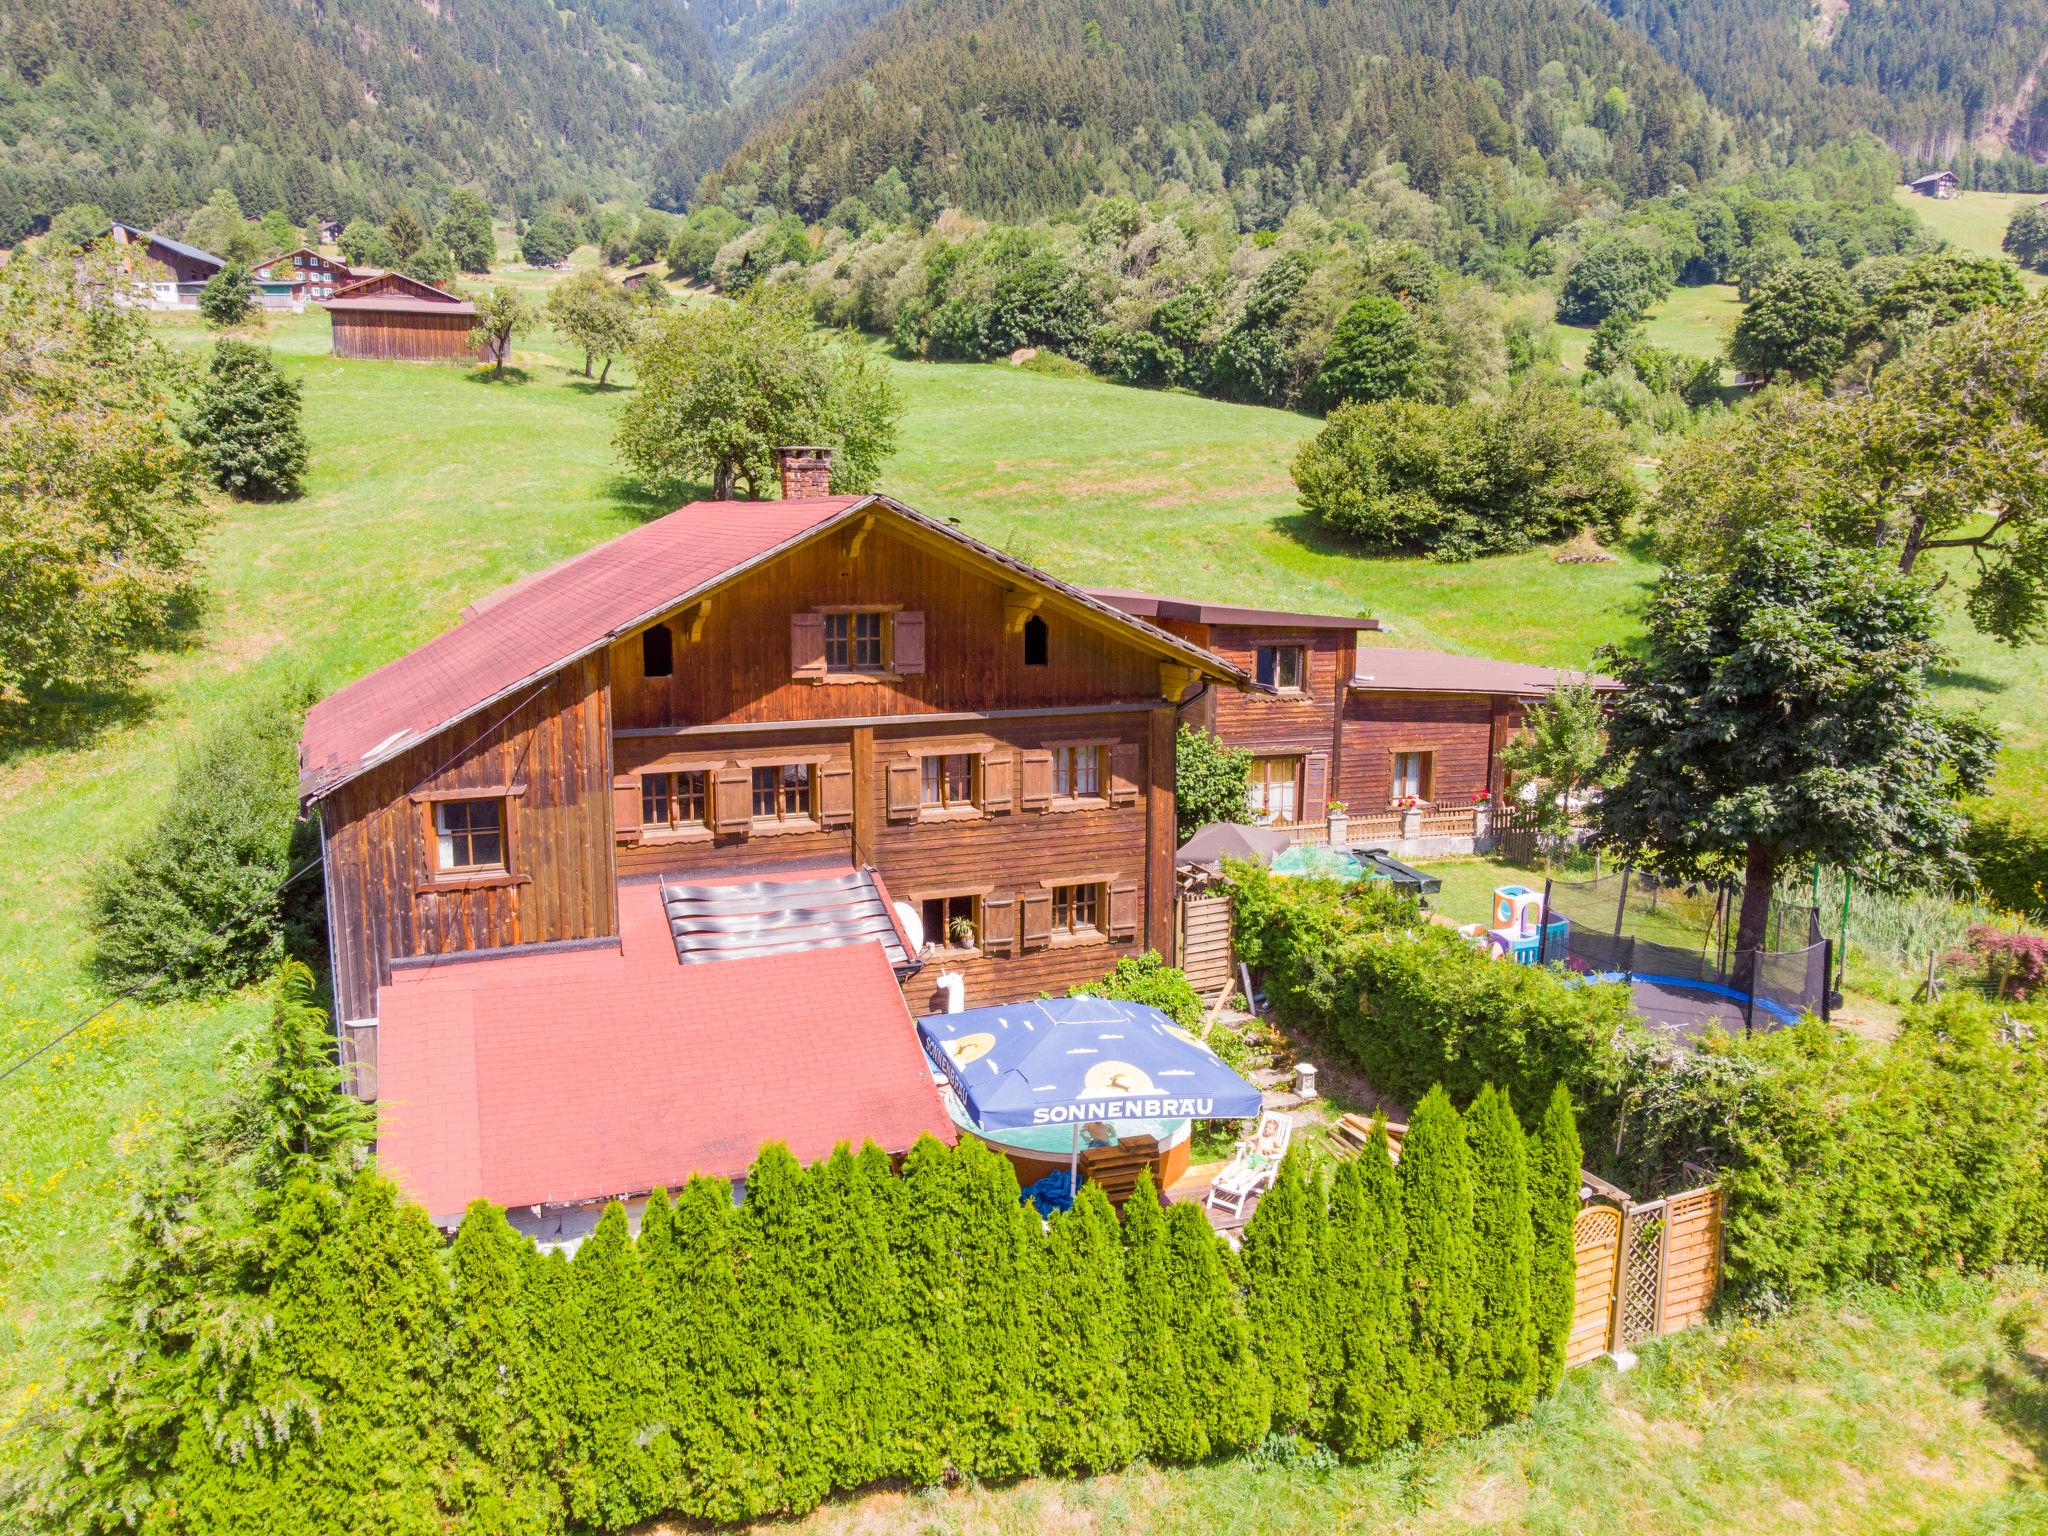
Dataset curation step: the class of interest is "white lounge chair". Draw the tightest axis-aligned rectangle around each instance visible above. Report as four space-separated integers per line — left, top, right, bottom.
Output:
1206 1111 1292 1217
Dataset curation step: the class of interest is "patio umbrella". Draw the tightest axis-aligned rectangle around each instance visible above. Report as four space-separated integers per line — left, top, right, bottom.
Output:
918 995 1263 1189
1175 821 1295 866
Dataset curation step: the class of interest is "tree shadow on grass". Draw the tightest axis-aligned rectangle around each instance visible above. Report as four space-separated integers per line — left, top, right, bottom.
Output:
564 376 627 395
463 366 534 386
0 687 158 772
598 473 708 525
1929 666 2008 698
1972 1304 2048 1476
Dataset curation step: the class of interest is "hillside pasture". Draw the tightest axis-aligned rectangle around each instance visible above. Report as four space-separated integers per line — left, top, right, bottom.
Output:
1895 185 2047 287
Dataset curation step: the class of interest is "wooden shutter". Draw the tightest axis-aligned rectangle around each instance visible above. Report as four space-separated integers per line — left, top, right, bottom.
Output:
1019 750 1054 810
980 891 1017 957
1304 751 1330 821
818 763 854 827
713 767 753 834
893 610 926 674
1020 889 1053 951
612 775 642 845
1108 880 1139 941
790 612 826 678
886 759 922 821
981 752 1014 813
1109 742 1141 806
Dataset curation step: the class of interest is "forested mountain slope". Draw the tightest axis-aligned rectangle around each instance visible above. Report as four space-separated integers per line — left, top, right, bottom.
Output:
697 0 1730 221
1604 0 2048 176
0 0 728 240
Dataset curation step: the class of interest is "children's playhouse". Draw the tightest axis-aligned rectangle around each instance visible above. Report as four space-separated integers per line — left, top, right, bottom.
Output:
1460 884 1569 965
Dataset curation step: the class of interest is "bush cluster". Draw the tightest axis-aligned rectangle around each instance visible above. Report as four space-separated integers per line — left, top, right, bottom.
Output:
1290 384 1639 560
183 341 309 500
35 968 1582 1533
1228 865 2048 1306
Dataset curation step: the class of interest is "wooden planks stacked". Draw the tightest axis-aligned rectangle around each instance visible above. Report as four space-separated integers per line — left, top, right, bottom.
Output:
1329 1114 1406 1160
1080 1135 1161 1208
1657 1186 1724 1333
1179 894 1234 995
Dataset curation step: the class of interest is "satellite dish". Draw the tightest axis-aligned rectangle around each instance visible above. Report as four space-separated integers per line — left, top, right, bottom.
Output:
893 900 925 954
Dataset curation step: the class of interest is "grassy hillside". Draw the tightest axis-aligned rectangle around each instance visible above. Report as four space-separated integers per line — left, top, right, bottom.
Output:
1896 186 2048 288
756 1276 2048 1534
2 296 2044 1460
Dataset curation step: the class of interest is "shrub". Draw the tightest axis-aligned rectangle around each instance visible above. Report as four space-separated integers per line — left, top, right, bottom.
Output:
1528 1084 1582 1391
198 259 258 326
1968 800 2048 920
184 341 309 500
1465 1086 1537 1420
1176 724 1253 838
88 684 317 998
1402 1086 1479 1440
1291 384 1637 560
1070 950 1205 1028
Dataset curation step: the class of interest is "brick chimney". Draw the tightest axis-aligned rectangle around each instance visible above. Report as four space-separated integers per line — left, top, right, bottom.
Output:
774 445 833 500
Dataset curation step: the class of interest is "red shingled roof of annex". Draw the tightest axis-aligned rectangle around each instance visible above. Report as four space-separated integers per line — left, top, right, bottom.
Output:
298 496 868 798
375 878 951 1223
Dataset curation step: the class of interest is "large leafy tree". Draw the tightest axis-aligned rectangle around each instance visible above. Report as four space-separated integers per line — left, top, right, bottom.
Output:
1557 232 1670 325
439 189 498 274
471 287 538 378
1 246 206 712
1657 301 2048 647
1596 524 1996 957
1313 293 1423 407
1726 258 1858 382
616 286 903 499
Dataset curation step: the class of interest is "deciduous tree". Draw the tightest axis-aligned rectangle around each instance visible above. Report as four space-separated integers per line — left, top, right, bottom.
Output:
439 190 497 273
616 286 902 498
1727 258 1857 381
1499 679 1607 840
1596 524 1996 957
1313 293 1423 406
546 269 640 382
471 286 538 377
1175 724 1254 838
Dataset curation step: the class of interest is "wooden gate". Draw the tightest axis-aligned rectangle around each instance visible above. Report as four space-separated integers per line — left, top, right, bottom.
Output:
1179 894 1235 997
1569 1184 1723 1365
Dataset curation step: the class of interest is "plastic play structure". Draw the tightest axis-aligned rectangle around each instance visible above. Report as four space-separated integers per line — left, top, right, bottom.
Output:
1459 884 1569 965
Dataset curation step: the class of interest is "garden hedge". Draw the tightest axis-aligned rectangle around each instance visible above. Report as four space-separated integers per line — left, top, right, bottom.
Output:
1227 864 2048 1308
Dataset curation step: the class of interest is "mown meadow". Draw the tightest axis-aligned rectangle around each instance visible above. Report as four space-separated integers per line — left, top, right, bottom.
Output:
3 253 2045 1516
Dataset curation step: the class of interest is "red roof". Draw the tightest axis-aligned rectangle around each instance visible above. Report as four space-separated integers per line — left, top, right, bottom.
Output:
375 879 951 1222
299 496 868 797
1349 646 1619 696
299 494 1245 801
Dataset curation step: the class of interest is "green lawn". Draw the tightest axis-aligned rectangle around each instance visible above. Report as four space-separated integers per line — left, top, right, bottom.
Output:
2 293 2045 1467
1896 186 2047 286
1556 281 1745 374
733 1276 2048 1535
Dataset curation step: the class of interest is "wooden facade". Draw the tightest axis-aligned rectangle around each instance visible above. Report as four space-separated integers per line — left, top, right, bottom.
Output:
327 307 481 361
313 504 1222 1037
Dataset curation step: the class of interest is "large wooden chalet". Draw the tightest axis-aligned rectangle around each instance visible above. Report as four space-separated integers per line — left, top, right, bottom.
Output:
300 450 1248 1231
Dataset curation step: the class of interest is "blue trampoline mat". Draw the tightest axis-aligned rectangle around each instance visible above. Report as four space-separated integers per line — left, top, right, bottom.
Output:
1574 970 1804 1028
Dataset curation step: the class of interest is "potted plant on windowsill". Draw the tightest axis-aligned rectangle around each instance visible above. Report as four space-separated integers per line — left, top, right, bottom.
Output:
948 914 978 952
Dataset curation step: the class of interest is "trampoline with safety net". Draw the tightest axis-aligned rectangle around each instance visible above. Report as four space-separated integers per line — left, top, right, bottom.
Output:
1541 871 1834 1037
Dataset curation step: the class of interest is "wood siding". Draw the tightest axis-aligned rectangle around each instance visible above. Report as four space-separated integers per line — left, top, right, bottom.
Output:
608 519 1165 729
1338 690 1497 809
320 655 614 1021
1163 621 1353 823
328 308 480 362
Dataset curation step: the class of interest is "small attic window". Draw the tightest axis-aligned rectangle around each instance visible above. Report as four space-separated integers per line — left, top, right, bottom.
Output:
642 624 673 679
1023 614 1049 667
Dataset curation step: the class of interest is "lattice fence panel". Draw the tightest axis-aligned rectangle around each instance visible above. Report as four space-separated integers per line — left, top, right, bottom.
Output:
1619 1201 1669 1346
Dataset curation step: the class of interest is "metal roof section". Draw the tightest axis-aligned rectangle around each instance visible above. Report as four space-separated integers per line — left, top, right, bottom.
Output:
659 868 915 969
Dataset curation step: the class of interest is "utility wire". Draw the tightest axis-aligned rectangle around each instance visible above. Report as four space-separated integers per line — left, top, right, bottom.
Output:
0 681 552 1094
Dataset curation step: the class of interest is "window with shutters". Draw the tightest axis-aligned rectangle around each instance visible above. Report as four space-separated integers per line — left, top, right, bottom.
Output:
641 770 709 834
1050 745 1106 803
920 894 980 956
641 624 673 679
435 799 504 873
1256 644 1306 693
823 610 887 672
920 752 978 813
1050 882 1102 939
751 764 814 823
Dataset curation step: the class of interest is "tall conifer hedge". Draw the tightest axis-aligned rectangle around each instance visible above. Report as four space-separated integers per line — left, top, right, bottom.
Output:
33 967 1584 1533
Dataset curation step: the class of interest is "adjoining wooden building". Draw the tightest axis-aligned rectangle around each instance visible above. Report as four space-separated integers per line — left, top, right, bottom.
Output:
1090 588 1617 846
319 270 480 361
300 451 1249 1232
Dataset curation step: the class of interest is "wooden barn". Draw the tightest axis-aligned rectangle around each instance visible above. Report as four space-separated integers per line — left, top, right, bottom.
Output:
1908 170 1961 199
320 270 481 361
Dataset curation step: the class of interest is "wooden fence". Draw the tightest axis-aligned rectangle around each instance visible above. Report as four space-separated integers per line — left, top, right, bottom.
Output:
1179 893 1235 997
1567 1184 1724 1366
